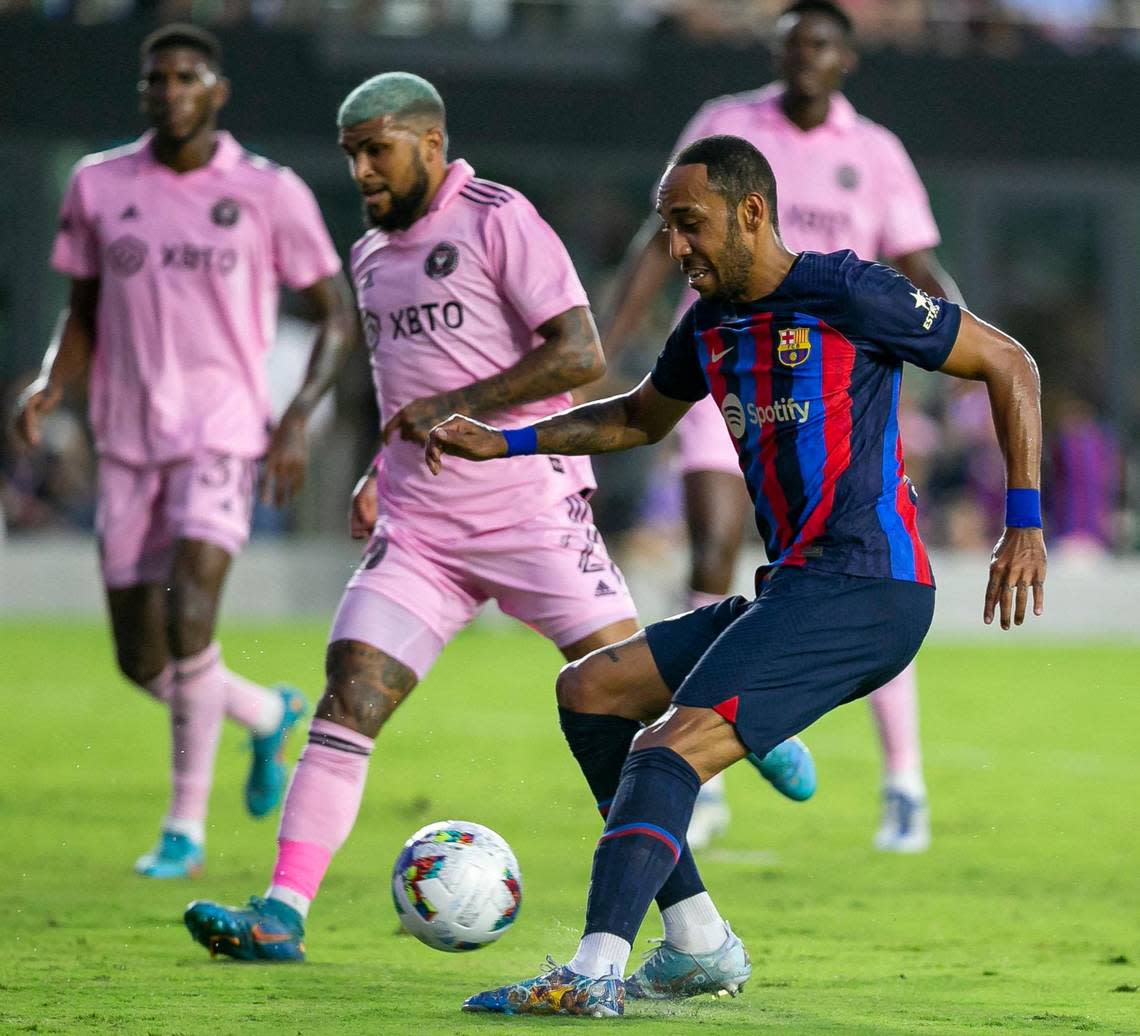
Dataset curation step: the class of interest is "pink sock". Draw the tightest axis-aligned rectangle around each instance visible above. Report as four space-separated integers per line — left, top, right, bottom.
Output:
168 643 227 826
869 660 923 776
268 718 374 909
221 662 283 735
687 590 726 610
143 665 175 704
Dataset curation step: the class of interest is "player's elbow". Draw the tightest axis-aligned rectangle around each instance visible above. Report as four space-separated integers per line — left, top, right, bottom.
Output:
564 341 607 389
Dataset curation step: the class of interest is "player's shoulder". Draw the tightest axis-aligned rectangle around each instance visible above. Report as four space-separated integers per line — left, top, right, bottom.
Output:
456 176 524 214
791 250 901 306
850 112 912 158
687 83 782 129
234 146 304 190
70 137 149 182
350 228 389 276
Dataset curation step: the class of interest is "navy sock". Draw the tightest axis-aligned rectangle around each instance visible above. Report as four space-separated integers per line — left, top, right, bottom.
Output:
558 708 706 912
583 746 702 943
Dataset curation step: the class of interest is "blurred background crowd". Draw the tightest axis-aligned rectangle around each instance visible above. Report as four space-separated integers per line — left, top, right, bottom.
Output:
1 0 1136 561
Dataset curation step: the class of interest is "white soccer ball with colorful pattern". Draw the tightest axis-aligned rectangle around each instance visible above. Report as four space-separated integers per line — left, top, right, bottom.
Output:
391 820 522 952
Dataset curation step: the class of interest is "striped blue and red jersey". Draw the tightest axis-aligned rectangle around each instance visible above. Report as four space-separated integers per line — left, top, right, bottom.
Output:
650 250 961 586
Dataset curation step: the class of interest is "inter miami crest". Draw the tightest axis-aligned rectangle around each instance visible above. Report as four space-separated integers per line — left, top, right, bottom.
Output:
425 241 459 279
107 235 147 277
777 327 812 368
211 197 241 228
836 164 859 190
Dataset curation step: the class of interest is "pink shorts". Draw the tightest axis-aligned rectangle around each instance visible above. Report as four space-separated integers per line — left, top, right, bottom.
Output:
676 394 742 477
330 494 638 679
96 453 257 588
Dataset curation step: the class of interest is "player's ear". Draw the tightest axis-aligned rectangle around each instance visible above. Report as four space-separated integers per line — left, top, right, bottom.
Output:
740 193 766 233
422 125 446 163
840 45 859 78
211 74 231 112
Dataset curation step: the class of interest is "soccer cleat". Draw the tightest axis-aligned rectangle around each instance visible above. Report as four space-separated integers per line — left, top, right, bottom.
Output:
873 788 931 853
686 781 730 852
747 736 817 802
462 960 623 1017
245 686 308 818
134 831 204 879
626 923 751 1001
184 896 306 962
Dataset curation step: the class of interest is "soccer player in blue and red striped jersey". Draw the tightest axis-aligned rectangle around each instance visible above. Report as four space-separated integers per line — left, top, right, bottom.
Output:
427 134 1046 1016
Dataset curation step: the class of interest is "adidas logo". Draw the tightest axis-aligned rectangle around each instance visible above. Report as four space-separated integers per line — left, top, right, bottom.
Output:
594 580 616 598
120 205 139 220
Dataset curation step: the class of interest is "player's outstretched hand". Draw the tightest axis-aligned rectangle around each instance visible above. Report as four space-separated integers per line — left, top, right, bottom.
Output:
262 409 308 508
984 527 1046 630
12 379 62 448
425 415 507 475
349 468 378 539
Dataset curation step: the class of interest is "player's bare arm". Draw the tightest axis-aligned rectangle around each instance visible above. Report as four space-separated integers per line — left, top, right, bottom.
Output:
383 304 605 446
939 309 1046 629
263 273 358 507
425 375 690 475
14 277 99 448
892 249 964 306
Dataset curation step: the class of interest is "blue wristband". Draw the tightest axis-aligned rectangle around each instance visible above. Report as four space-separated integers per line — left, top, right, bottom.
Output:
1005 488 1042 528
502 426 538 457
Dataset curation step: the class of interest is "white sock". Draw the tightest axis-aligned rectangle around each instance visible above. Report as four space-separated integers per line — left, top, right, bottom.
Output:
884 767 926 800
568 932 631 979
695 770 727 804
661 893 727 954
162 815 205 845
266 884 312 919
250 694 286 738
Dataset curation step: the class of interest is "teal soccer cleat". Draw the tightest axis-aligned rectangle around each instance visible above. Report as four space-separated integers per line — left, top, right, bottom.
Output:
245 686 308 818
184 896 306 962
626 923 751 1001
134 831 204 879
747 735 816 802
463 960 623 1017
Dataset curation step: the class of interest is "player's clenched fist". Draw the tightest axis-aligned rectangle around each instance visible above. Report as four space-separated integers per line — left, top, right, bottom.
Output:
425 415 507 474
984 527 1047 631
13 380 63 448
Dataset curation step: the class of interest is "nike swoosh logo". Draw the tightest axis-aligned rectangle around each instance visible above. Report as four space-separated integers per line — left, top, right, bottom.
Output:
251 924 295 944
710 346 734 363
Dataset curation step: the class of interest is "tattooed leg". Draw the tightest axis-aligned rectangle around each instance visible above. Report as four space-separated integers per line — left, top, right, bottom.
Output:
557 628 671 722
317 639 417 738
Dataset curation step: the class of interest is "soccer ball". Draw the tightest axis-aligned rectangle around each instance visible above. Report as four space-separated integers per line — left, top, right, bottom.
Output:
391 820 522 952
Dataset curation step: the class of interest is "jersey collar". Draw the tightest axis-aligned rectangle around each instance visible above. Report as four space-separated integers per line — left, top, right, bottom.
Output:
758 83 858 134
136 129 243 175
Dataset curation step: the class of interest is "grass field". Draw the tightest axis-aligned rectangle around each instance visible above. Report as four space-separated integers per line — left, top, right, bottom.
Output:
2 620 1137 1035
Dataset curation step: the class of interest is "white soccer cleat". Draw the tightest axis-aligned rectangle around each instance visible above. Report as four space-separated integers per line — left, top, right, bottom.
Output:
687 776 730 851
873 788 931 853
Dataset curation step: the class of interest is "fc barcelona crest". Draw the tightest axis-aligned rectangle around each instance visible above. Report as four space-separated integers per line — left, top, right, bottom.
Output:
777 327 811 367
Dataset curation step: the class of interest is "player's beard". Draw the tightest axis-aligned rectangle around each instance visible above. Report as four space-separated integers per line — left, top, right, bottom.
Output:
364 151 430 232
708 217 754 301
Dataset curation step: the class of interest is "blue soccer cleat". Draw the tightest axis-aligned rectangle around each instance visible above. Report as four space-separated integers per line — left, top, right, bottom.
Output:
245 686 308 818
462 960 624 1017
135 831 204 879
747 735 816 802
626 923 751 1001
184 896 306 962
873 788 930 853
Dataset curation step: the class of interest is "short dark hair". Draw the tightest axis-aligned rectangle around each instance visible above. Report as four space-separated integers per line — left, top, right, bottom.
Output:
779 0 854 39
671 135 780 232
140 23 223 68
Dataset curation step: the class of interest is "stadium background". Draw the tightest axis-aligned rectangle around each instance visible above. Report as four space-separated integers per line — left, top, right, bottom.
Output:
1 5 1138 1034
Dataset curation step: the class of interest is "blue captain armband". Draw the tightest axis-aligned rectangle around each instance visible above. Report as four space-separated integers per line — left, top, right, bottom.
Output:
502 426 538 457
1005 488 1042 528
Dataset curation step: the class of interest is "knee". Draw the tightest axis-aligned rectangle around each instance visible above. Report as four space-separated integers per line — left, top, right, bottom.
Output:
555 656 610 714
317 640 415 739
166 578 218 658
115 648 166 691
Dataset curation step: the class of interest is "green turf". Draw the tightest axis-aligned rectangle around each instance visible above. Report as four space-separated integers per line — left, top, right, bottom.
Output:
1 621 1137 1035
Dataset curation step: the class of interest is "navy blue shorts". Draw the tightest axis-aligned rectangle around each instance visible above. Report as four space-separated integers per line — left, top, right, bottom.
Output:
644 567 935 758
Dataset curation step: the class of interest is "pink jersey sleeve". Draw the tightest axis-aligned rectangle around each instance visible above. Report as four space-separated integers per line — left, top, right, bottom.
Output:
485 199 589 331
873 128 941 259
50 168 99 279
270 168 342 291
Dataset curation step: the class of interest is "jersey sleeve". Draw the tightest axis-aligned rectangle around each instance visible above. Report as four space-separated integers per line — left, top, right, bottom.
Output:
843 260 960 371
50 168 100 279
270 169 342 291
874 129 941 259
485 198 590 333
650 307 708 402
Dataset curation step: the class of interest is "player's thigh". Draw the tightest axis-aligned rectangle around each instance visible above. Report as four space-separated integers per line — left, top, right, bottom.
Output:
480 494 638 654
318 638 419 739
96 457 171 589
105 582 169 684
556 628 673 723
166 453 257 566
674 569 935 760
331 522 481 685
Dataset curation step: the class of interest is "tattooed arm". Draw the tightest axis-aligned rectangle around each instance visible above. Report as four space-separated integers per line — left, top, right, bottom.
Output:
383 305 606 446
425 374 692 474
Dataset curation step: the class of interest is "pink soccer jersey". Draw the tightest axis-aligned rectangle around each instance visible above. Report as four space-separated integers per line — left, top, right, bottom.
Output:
352 159 596 537
51 131 342 465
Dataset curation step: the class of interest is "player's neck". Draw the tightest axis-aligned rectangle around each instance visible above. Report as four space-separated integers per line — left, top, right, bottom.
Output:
780 90 831 132
150 128 219 174
738 242 798 302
